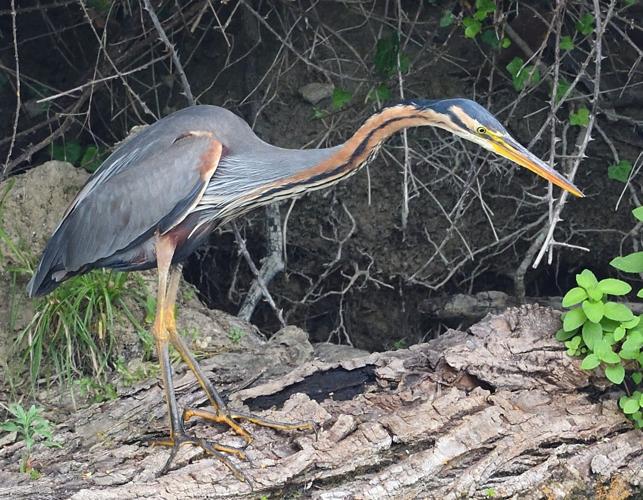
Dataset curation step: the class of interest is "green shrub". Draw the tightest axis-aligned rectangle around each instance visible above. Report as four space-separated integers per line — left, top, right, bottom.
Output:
558 207 643 428
0 403 60 477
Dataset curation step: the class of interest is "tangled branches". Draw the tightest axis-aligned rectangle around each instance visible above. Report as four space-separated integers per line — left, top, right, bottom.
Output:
0 0 641 347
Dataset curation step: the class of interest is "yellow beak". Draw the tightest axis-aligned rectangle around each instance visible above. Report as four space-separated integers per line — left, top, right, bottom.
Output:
491 137 584 198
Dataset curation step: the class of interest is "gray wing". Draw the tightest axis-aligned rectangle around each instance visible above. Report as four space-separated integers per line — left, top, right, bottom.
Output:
28 129 222 296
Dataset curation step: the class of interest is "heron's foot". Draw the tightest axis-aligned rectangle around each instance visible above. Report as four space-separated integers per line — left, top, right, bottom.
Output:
150 431 249 483
183 407 316 444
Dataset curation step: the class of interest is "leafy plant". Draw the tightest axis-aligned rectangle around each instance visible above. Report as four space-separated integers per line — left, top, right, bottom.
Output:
506 57 541 91
374 33 410 78
607 160 632 183
554 79 571 104
114 357 158 387
560 35 575 51
558 207 643 428
78 377 118 403
17 269 149 388
331 88 352 110
480 30 510 49
463 17 482 39
439 11 455 28
51 141 107 173
0 183 151 388
456 0 510 49
366 83 392 103
569 107 590 127
0 403 60 477
392 338 407 350
575 13 595 35
228 327 245 344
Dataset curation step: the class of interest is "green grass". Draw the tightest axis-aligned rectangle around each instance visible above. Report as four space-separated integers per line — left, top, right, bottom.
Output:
0 181 151 389
16 269 151 388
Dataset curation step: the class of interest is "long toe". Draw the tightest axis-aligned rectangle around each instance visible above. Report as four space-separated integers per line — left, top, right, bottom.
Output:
183 406 315 439
150 431 250 483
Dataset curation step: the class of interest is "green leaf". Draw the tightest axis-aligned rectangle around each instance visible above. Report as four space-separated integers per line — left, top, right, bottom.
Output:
560 35 574 51
474 0 496 20
0 422 19 433
505 59 540 91
604 302 634 322
463 18 482 38
575 13 595 35
374 34 408 78
599 349 621 365
632 372 642 385
562 287 588 307
367 84 391 103
79 145 106 173
582 300 604 324
632 206 643 222
622 397 640 414
439 11 455 28
587 286 603 302
625 0 637 7
563 308 586 332
582 321 603 350
622 331 643 352
576 269 598 289
580 353 600 370
555 79 571 103
51 141 83 165
611 252 643 273
555 328 577 341
332 88 352 110
569 107 590 127
608 160 632 183
506 57 523 77
600 317 620 332
501 37 511 48
481 30 500 48
614 326 626 341
622 316 640 329
597 278 632 296
605 363 625 384
565 335 582 353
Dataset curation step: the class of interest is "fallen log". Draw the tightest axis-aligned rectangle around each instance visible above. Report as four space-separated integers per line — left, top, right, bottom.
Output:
0 305 640 499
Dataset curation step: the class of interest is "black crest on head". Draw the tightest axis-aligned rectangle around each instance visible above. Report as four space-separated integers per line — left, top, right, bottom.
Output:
402 98 508 134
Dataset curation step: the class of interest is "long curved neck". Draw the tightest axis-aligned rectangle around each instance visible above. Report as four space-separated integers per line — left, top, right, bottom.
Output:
221 104 430 220
275 104 428 191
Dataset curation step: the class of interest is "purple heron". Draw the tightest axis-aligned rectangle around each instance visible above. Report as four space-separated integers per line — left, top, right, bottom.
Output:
27 98 583 478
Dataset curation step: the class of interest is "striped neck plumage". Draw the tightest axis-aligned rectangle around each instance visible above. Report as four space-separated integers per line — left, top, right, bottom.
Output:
210 102 449 223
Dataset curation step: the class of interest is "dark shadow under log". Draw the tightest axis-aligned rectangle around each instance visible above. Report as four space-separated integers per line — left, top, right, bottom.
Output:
0 305 641 499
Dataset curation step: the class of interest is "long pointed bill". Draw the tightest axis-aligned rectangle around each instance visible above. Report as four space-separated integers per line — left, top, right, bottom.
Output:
491 137 584 198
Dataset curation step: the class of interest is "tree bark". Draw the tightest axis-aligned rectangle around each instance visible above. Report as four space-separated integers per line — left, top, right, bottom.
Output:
0 305 641 499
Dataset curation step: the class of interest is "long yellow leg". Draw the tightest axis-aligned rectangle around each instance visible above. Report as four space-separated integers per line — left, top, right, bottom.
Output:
163 265 314 442
150 241 247 481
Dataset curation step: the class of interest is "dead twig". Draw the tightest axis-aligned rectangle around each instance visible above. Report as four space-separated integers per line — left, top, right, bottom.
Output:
142 0 195 106
2 0 21 179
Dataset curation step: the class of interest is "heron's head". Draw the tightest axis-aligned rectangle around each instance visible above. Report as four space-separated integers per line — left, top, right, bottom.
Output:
406 98 584 197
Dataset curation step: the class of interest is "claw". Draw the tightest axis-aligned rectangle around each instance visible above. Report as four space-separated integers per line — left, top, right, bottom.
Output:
183 406 315 443
149 431 250 484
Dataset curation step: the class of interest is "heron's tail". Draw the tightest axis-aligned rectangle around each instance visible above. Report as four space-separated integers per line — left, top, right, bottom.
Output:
27 232 67 297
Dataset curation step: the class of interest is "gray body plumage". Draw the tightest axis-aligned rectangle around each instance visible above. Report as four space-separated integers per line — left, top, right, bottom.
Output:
28 105 339 296
28 98 582 297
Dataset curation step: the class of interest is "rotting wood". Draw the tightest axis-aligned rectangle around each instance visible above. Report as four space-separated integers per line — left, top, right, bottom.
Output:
0 305 641 499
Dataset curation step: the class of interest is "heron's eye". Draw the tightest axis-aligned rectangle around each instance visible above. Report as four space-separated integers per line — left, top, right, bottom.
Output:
476 126 487 135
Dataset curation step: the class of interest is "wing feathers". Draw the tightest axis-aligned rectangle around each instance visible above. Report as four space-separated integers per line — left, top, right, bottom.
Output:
28 133 223 296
